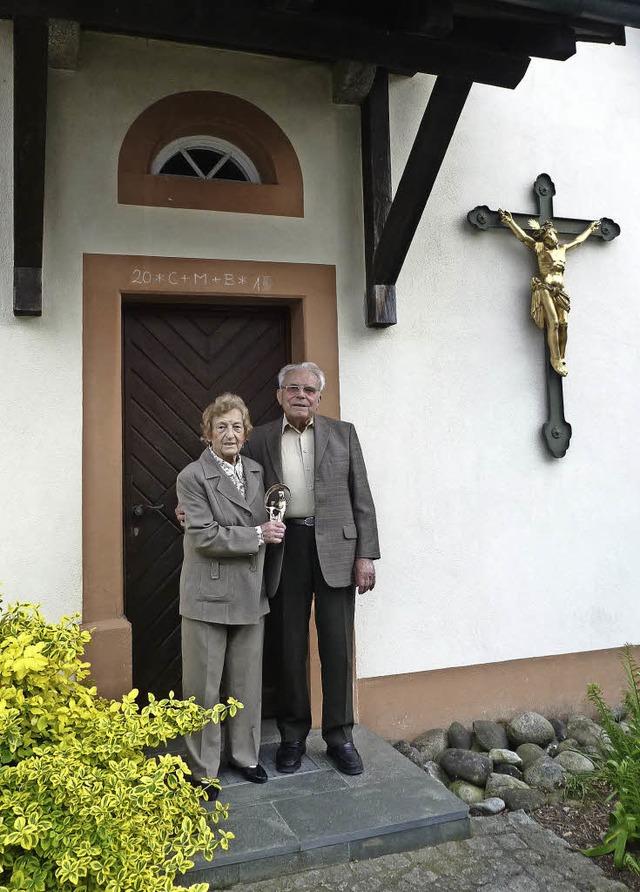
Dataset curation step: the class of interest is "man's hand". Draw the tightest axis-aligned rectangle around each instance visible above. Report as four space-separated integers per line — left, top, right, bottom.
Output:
260 520 286 545
354 558 376 594
175 503 185 528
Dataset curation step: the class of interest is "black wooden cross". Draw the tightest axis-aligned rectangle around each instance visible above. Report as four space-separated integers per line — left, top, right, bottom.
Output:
467 173 620 458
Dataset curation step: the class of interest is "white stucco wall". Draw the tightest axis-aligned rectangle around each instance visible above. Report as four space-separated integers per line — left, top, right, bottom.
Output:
0 23 84 618
352 32 640 677
1 23 639 677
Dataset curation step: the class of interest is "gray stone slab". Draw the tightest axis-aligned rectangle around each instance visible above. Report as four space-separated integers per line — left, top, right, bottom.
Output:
349 816 470 861
218 763 349 809
201 801 299 866
191 841 351 889
274 775 468 850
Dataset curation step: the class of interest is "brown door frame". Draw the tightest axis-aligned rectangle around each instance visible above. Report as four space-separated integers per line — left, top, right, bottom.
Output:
82 253 339 710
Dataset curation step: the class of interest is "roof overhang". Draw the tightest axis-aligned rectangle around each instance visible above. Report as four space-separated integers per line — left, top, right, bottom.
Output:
0 0 634 89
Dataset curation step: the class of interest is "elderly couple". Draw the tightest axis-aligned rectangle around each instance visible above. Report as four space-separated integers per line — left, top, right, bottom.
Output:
176 362 380 797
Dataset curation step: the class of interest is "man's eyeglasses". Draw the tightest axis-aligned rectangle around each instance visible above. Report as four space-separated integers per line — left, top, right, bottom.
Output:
282 384 318 395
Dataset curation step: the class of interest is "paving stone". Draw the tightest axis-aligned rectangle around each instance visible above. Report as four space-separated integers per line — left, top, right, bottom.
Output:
477 874 537 892
513 848 543 865
398 866 439 886
498 831 529 851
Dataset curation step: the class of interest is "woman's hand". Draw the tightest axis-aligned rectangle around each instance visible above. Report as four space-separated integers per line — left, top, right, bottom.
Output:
260 520 286 544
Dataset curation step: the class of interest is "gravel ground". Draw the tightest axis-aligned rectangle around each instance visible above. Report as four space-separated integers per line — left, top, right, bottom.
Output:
534 793 640 892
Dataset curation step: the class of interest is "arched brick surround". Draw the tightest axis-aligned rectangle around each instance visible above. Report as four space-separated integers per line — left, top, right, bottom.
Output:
118 91 304 216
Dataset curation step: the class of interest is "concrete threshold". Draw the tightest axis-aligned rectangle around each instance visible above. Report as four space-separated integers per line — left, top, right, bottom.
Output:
181 723 469 888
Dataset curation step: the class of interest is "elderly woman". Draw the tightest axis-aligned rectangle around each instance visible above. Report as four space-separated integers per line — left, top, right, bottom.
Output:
176 393 285 795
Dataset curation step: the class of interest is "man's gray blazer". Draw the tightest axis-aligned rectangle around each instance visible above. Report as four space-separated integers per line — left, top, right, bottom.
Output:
243 415 380 594
176 449 269 624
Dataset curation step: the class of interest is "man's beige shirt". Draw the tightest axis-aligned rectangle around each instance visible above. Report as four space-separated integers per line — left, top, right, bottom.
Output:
281 416 315 517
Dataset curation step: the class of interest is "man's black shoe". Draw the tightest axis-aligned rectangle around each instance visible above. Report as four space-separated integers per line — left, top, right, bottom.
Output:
188 776 220 800
326 742 363 775
238 763 268 784
276 740 306 773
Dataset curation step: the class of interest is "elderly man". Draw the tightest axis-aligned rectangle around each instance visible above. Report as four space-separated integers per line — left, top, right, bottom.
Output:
244 361 379 776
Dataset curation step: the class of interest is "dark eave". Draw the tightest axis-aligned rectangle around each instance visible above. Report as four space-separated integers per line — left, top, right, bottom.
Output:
0 0 633 89
0 1 536 89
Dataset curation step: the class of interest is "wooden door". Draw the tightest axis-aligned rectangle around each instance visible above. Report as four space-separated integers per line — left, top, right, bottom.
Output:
122 303 289 703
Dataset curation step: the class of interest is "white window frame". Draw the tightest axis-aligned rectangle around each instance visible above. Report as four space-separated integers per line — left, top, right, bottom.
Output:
151 136 261 183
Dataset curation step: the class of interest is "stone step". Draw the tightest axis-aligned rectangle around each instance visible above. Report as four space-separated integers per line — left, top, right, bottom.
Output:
180 724 469 888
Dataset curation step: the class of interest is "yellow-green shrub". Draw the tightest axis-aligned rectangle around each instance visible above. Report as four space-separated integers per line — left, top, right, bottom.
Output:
0 599 236 892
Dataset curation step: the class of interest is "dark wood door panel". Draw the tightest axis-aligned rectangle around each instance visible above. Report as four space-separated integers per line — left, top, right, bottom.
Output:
123 303 289 702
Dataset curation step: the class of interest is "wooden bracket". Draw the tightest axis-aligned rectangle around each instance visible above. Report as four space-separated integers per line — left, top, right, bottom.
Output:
362 73 471 326
361 69 396 326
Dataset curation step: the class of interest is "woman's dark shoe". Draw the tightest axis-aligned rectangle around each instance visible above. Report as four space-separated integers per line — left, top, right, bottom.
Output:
188 776 220 799
276 740 306 773
239 763 268 784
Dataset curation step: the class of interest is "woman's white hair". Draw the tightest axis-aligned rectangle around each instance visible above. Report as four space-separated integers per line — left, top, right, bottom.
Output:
277 362 326 393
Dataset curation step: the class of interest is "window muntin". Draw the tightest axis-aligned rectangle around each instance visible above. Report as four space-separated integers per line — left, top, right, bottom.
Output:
151 136 261 183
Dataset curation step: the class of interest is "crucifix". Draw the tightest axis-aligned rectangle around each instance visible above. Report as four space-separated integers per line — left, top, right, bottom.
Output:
467 174 620 458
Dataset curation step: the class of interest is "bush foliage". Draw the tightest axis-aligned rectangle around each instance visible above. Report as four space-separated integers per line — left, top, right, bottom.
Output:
0 598 235 892
583 644 640 873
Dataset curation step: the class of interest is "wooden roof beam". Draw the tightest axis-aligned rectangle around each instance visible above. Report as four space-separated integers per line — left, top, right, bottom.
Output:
13 16 48 316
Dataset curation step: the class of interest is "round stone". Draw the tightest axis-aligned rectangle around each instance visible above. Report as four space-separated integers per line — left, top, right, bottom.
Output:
470 797 505 816
439 748 492 786
502 788 547 813
507 712 556 747
448 721 473 750
489 748 523 766
473 720 509 751
554 751 595 774
523 755 567 792
449 780 485 804
422 760 450 787
412 728 450 761
516 743 545 767
485 772 530 797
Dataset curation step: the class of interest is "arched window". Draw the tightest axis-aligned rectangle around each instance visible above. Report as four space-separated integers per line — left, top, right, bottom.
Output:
118 91 303 217
151 136 261 183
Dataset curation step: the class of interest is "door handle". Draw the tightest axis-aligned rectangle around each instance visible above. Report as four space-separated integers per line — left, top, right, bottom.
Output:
132 503 165 517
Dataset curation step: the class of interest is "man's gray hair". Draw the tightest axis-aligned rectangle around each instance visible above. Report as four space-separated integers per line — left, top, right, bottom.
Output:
278 362 326 393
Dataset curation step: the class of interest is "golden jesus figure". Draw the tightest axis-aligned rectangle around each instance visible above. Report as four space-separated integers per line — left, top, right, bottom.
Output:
498 210 600 376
